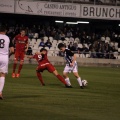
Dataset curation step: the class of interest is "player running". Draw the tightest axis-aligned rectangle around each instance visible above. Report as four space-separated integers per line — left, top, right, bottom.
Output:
58 43 84 89
0 26 14 99
28 48 71 87
12 30 28 78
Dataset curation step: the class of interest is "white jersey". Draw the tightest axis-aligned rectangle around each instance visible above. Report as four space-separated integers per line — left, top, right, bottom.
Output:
0 34 10 55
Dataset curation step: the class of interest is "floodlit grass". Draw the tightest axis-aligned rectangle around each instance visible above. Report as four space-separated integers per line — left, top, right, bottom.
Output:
0 64 120 120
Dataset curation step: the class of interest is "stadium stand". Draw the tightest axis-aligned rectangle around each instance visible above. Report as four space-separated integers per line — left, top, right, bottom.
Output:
4 24 120 59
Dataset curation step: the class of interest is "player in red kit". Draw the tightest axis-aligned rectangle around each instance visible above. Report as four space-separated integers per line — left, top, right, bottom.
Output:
28 48 72 87
12 30 28 78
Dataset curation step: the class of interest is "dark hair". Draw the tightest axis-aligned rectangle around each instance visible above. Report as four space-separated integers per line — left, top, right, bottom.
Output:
40 48 47 52
0 26 6 32
58 43 65 49
20 29 26 32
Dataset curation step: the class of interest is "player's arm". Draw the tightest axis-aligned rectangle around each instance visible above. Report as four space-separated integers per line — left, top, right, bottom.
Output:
9 47 14 53
10 39 14 52
25 38 29 52
27 52 39 59
12 36 17 45
9 38 14 57
25 43 29 52
40 51 46 55
27 55 34 59
37 51 46 55
71 54 77 65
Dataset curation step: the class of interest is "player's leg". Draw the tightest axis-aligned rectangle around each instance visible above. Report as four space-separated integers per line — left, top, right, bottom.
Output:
16 60 24 78
63 65 72 86
16 52 25 77
72 63 83 89
36 66 45 86
12 52 18 78
0 56 8 99
73 72 83 88
52 70 68 85
9 47 14 58
0 73 5 99
47 64 71 87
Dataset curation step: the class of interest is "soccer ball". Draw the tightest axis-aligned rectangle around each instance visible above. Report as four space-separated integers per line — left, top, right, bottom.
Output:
82 80 88 87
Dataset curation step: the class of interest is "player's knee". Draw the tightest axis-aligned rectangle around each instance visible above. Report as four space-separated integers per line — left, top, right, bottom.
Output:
20 60 24 64
36 69 39 72
63 73 67 78
53 70 58 76
14 59 17 64
73 72 79 78
0 73 5 77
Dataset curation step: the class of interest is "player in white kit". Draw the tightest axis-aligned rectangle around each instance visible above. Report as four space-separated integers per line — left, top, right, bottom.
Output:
58 43 83 89
0 26 14 99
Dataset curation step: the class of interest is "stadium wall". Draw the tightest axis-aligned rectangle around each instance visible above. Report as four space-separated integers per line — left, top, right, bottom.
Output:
10 56 120 67
0 0 120 20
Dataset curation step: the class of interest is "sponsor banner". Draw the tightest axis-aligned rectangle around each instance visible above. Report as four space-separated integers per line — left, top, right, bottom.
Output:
15 1 80 18
81 4 120 20
0 0 14 13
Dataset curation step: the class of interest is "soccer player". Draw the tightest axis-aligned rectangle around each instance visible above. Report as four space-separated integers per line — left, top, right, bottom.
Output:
0 26 14 99
12 30 28 78
58 43 83 89
28 48 71 87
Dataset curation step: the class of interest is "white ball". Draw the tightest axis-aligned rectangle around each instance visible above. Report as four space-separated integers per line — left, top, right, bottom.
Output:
82 80 88 86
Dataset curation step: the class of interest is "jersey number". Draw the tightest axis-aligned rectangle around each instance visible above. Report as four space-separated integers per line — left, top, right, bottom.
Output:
38 55 42 61
0 39 5 48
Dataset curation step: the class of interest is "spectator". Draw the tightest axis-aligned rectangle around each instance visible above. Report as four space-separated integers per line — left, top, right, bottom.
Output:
28 30 34 39
45 39 52 48
81 31 87 43
68 42 74 50
82 44 89 55
111 46 117 52
39 29 45 38
69 37 74 43
90 48 97 58
60 32 65 41
73 43 78 52
26 47 32 55
66 30 73 38
39 38 45 47
54 32 60 40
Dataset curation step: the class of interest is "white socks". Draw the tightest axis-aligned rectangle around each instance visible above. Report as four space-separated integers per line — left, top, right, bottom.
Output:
0 77 5 94
65 78 71 86
65 77 83 87
77 77 83 86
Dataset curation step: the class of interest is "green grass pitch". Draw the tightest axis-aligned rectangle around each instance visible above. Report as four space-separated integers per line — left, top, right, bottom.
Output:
0 64 120 120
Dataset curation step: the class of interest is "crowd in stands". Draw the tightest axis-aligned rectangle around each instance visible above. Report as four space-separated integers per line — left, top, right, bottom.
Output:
3 24 120 59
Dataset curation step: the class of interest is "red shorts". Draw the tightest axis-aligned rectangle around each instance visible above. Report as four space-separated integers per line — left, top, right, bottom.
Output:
36 63 55 73
14 51 25 61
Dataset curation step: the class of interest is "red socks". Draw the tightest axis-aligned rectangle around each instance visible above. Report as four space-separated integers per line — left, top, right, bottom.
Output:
36 72 45 85
56 74 67 85
13 63 23 74
13 63 17 73
18 64 23 74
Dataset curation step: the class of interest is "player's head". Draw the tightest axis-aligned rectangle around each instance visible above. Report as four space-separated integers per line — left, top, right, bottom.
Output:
58 43 66 52
0 26 7 33
20 29 26 36
40 48 47 53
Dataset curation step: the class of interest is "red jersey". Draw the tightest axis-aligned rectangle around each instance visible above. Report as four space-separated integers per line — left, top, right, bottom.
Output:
15 34 28 52
33 52 50 64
